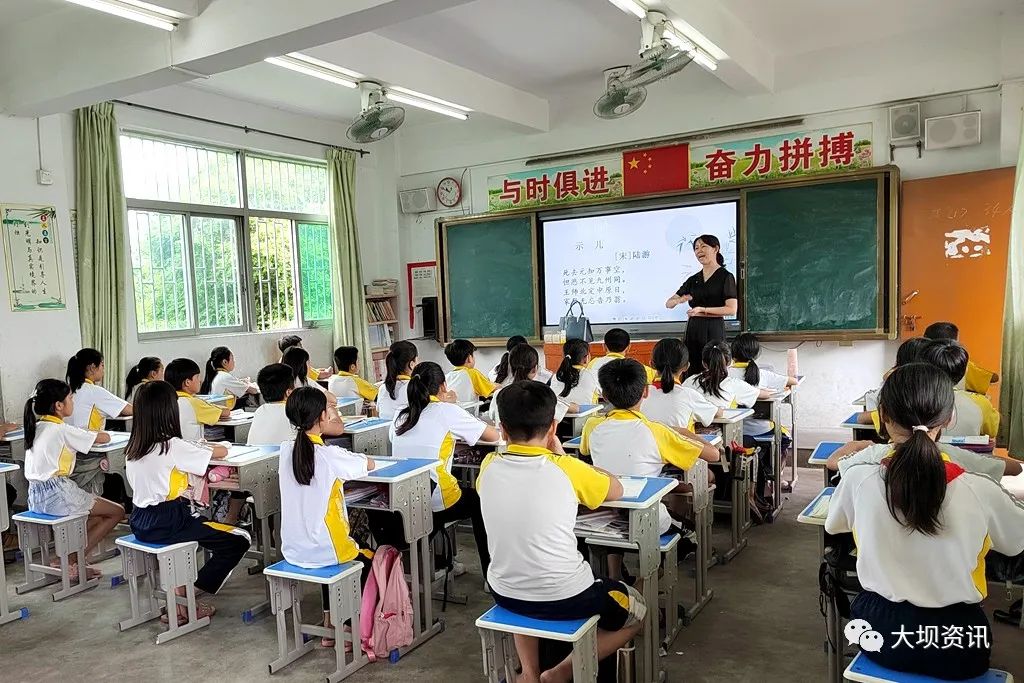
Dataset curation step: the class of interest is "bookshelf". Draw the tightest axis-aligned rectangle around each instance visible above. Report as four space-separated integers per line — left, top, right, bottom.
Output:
366 293 399 381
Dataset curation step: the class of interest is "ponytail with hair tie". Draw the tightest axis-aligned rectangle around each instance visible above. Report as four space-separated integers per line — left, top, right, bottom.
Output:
285 386 328 486
651 338 687 395
395 362 445 436
556 338 589 398
697 341 730 400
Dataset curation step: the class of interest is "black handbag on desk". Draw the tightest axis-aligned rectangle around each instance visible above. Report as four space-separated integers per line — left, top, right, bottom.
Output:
560 300 593 342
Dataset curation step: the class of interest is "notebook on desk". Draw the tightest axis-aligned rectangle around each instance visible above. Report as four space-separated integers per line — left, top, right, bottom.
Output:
618 478 646 499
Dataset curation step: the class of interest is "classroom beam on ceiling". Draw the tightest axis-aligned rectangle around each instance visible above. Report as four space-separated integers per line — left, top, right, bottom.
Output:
0 0 475 116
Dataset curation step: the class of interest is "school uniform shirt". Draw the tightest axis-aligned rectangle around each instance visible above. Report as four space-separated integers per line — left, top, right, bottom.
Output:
682 374 760 410
129 379 154 404
376 376 410 421
445 366 497 403
211 370 254 409
246 402 295 445
327 372 379 415
476 444 611 601
68 379 129 431
947 390 1000 438
825 458 1024 607
126 437 215 508
279 435 370 568
390 399 487 512
965 360 996 395
588 353 657 385
836 443 1005 482
581 409 704 534
489 364 553 386
176 392 223 442
641 382 718 431
488 383 569 428
24 416 99 482
549 366 600 406
727 363 784 435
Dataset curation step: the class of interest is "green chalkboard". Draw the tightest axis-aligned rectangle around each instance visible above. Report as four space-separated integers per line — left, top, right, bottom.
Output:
441 215 539 342
744 177 884 335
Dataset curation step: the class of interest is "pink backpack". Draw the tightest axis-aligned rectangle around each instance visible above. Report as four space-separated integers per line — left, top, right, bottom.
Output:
359 545 414 661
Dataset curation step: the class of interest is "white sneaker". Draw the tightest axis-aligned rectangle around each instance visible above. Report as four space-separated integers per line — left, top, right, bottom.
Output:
452 560 467 576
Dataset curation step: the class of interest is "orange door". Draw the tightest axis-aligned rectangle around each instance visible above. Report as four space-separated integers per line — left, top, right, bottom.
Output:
899 167 1015 396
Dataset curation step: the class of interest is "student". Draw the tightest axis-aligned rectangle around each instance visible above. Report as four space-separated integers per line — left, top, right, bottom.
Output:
491 336 552 385
856 336 931 428
124 356 163 401
825 363 1024 680
924 321 998 394
247 364 296 445
201 346 258 410
280 386 375 646
728 332 798 438
282 347 345 436
444 339 497 403
278 334 333 381
66 348 132 430
125 381 249 624
23 379 122 580
327 346 378 415
642 337 720 430
377 340 418 421
683 341 769 409
390 361 499 579
582 359 720 536
489 344 574 426
588 328 657 383
919 339 999 438
550 338 601 407
165 358 231 441
478 380 643 683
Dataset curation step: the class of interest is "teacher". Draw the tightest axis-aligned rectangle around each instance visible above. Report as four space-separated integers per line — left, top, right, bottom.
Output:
664 234 738 374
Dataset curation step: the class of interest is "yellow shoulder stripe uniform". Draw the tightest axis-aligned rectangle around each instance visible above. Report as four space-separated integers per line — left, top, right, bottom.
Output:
178 392 223 426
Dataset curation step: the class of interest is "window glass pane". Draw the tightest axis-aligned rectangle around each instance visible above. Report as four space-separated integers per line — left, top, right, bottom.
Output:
246 155 328 214
190 216 243 329
127 210 192 333
249 217 297 331
297 222 333 321
121 134 241 207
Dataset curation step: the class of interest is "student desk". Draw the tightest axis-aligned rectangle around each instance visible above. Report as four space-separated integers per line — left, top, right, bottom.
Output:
808 442 843 486
346 458 441 655
216 410 255 444
756 381 802 511
0 462 27 625
711 408 755 562
95 432 133 496
333 417 391 456
797 487 845 683
564 404 602 438
839 412 878 442
459 400 485 417
562 431 721 451
0 428 26 506
337 396 360 416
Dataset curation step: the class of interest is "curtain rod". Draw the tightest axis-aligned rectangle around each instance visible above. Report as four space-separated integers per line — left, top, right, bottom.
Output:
112 100 369 157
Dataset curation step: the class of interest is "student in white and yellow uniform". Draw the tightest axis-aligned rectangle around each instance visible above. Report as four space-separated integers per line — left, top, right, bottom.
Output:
587 328 657 384
377 340 418 421
919 340 999 438
728 332 799 444
165 358 231 441
550 338 601 407
488 344 574 426
66 348 131 430
444 338 497 403
642 337 720 430
278 334 333 381
328 346 379 415
478 380 644 683
282 347 346 437
490 335 553 386
683 340 768 411
124 356 163 403
201 346 259 410
390 361 500 579
855 337 931 431
825 363 1024 679
583 358 720 536
125 380 249 624
247 364 296 445
280 385 375 646
23 379 123 580
924 321 999 395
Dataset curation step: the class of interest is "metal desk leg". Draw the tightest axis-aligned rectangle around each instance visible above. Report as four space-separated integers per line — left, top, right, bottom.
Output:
631 504 662 683
788 394 799 488
772 401 784 515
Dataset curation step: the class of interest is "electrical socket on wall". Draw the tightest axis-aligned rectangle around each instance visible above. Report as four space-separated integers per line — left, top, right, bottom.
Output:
36 169 53 186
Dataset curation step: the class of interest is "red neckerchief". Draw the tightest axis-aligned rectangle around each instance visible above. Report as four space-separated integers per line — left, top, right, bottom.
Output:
881 456 965 483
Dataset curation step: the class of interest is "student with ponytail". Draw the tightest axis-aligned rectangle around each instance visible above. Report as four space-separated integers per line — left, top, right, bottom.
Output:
280 386 376 646
550 338 600 406
125 381 247 625
66 348 131 430
488 344 575 426
202 346 258 409
24 379 121 580
390 361 499 582
728 332 798 444
684 340 769 408
826 363 1024 679
490 335 547 385
124 356 163 401
641 337 720 430
377 340 418 420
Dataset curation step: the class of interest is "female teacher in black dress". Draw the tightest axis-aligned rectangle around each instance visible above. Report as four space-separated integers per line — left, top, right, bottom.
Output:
664 234 738 373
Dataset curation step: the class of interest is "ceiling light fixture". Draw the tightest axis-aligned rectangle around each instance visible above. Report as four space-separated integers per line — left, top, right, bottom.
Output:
389 86 472 113
63 0 178 31
385 92 469 120
604 0 727 70
607 0 647 19
264 54 359 88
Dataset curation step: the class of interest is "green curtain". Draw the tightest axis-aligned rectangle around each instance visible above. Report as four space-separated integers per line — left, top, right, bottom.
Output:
1000 118 1024 455
75 103 127 396
327 148 373 378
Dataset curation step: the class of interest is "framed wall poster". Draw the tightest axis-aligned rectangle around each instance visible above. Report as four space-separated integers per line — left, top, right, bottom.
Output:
1 204 66 311
407 260 437 328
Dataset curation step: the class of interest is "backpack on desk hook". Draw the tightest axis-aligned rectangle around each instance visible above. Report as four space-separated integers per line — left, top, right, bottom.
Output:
360 544 414 661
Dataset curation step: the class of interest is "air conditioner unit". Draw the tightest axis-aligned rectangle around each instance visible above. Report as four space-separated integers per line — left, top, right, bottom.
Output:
888 102 921 142
924 111 982 150
399 188 437 214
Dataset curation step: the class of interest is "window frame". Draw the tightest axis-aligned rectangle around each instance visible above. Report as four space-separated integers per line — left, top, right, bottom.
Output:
122 131 333 340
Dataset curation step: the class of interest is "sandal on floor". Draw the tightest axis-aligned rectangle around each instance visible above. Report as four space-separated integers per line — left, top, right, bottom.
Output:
321 625 353 651
161 601 216 625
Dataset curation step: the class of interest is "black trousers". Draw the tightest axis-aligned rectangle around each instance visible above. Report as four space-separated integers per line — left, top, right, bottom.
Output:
684 316 726 377
130 499 250 594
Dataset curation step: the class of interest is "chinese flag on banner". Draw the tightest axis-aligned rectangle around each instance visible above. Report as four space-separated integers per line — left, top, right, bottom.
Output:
622 144 690 196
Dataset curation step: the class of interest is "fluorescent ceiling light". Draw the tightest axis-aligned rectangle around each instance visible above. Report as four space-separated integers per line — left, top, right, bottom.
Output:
385 92 469 120
664 29 694 53
604 0 728 66
667 16 728 61
607 0 646 19
265 55 359 88
63 0 178 30
690 49 718 71
389 86 472 113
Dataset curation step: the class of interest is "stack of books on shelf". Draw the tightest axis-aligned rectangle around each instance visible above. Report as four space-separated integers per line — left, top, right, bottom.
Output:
365 279 398 296
368 324 394 350
366 299 396 323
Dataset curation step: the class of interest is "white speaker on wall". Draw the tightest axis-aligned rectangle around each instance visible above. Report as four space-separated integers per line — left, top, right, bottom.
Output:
399 188 438 214
889 102 921 142
924 111 982 150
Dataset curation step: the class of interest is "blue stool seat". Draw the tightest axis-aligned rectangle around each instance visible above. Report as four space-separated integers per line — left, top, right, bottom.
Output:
115 534 196 553
845 652 1013 683
264 559 362 585
476 605 598 642
12 510 82 524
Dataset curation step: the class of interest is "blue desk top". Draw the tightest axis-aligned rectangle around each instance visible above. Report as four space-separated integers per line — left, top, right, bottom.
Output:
0 462 19 474
808 441 843 465
604 476 677 509
476 605 596 640
563 436 581 449
345 417 390 433
846 651 1010 682
338 397 360 407
797 487 835 526
358 457 435 482
841 412 867 429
